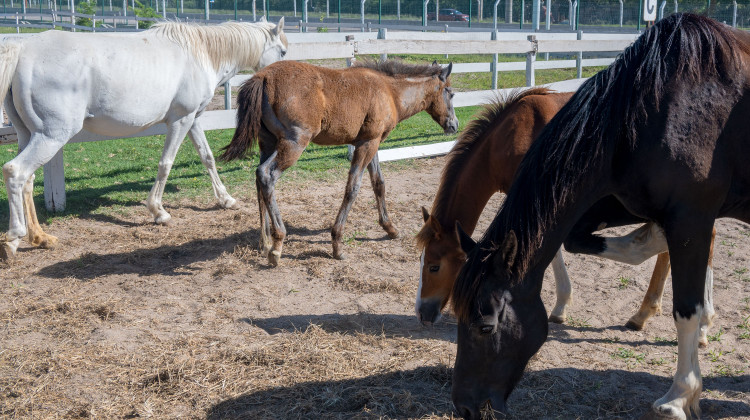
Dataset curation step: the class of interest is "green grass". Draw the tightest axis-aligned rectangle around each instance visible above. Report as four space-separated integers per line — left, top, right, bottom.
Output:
0 106 480 227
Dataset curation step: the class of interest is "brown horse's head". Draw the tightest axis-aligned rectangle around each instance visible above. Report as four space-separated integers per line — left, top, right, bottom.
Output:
426 62 459 135
415 207 468 325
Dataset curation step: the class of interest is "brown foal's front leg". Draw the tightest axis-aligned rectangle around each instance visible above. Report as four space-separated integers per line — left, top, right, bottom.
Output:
331 141 379 260
366 153 399 239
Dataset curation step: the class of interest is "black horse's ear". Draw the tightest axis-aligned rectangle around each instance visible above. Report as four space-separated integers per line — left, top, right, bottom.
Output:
422 206 430 223
494 230 518 270
432 60 439 66
439 62 453 82
455 221 476 254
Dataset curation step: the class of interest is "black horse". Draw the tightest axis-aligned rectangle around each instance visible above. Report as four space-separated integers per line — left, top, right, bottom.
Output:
450 13 750 419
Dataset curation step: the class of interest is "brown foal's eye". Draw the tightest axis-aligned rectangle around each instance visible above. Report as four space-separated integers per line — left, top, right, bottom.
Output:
429 265 440 272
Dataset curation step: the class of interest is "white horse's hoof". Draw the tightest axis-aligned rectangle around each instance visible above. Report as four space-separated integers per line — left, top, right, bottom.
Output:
221 196 239 210
154 213 172 225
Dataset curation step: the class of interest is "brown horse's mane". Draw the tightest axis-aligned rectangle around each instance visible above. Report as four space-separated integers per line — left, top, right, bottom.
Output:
352 58 444 78
415 87 554 250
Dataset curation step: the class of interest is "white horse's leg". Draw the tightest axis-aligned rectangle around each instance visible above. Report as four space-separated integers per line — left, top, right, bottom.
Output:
2 133 68 260
146 118 194 224
651 306 703 420
23 174 58 249
548 248 572 324
599 222 668 264
698 228 716 347
187 121 238 210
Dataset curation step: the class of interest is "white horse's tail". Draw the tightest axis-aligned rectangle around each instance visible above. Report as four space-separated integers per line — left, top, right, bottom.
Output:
0 42 21 103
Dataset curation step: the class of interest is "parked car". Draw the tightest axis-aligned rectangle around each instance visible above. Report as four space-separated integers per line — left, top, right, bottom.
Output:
427 8 470 21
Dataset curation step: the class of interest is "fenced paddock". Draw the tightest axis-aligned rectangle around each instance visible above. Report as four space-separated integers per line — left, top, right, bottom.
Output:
1 27 749 420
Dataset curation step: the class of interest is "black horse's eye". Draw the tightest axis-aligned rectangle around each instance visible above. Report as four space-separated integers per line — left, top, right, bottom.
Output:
429 265 440 272
480 325 494 334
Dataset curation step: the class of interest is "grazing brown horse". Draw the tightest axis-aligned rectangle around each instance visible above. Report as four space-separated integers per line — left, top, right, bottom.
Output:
451 14 744 418
417 88 715 344
221 59 458 266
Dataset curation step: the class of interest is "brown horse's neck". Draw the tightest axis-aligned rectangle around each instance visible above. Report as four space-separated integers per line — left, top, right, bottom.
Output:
432 131 506 236
390 77 440 121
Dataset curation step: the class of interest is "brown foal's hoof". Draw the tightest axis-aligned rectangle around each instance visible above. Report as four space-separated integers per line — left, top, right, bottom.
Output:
625 319 645 331
32 234 58 249
268 250 281 267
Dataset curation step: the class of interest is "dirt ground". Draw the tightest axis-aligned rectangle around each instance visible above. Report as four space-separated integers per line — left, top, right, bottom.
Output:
1 155 749 419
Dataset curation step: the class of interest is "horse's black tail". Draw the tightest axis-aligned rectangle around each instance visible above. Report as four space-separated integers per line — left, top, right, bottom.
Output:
220 75 265 161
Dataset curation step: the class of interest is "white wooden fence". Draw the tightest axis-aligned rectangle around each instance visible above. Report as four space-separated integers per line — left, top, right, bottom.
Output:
0 31 637 211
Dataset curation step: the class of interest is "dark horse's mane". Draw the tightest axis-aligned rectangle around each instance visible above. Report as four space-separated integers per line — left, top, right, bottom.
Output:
452 13 746 322
352 58 444 78
416 87 554 249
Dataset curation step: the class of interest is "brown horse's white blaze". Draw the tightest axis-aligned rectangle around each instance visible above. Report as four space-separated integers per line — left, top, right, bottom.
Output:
220 59 456 266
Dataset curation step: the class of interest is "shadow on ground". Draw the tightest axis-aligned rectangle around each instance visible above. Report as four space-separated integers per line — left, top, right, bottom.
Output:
207 366 750 420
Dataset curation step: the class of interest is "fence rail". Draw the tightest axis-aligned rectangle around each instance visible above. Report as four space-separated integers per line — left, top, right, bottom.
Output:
0 32 633 211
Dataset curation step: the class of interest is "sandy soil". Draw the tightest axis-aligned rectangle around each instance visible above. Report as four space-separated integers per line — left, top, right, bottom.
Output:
1 155 749 419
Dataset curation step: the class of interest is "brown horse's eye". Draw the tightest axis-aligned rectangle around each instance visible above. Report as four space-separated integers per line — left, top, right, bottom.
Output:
429 265 440 272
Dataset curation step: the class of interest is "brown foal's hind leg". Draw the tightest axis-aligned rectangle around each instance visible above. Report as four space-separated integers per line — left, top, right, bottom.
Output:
331 141 380 260
366 153 398 239
626 252 670 330
23 174 58 249
256 175 272 255
256 139 306 266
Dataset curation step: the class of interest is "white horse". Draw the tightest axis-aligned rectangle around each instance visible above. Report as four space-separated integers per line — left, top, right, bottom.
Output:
0 18 287 261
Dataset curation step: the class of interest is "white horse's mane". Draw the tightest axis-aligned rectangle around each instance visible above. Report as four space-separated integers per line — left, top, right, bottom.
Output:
149 21 284 71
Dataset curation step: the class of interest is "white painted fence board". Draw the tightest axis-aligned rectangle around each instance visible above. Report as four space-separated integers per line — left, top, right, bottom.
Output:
378 140 456 162
356 39 532 55
538 39 635 53
286 32 378 43
285 42 354 60
452 78 587 107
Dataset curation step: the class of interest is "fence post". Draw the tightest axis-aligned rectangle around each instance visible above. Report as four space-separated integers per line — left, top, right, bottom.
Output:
303 0 308 32
345 34 356 160
378 27 387 61
619 0 623 26
224 81 231 110
491 30 498 90
732 0 737 27
526 35 536 87
43 150 66 212
545 0 551 30
674 0 677 13
493 0 500 30
423 0 428 27
360 0 366 32
658 0 665 20
15 13 18 33
532 0 539 31
204 0 209 20
576 30 582 79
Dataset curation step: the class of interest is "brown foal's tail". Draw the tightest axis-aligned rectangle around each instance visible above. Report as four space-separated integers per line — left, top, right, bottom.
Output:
219 75 265 161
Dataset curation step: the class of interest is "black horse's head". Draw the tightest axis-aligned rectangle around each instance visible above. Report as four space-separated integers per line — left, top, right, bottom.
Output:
450 229 549 419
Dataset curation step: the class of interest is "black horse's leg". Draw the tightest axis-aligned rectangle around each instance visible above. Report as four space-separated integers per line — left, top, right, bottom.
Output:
331 140 379 260
649 214 714 420
366 153 399 239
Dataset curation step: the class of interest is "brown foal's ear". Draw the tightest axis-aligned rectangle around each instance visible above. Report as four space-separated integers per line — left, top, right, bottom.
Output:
439 62 453 82
422 206 430 223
